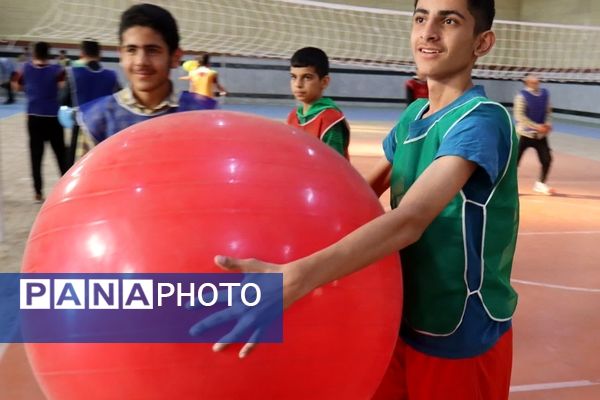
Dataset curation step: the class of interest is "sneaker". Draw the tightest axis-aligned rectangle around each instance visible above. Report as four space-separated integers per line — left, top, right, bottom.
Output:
533 181 554 195
34 193 44 203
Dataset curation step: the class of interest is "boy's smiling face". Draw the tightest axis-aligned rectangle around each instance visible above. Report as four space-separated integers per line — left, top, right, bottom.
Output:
119 26 181 100
411 0 491 82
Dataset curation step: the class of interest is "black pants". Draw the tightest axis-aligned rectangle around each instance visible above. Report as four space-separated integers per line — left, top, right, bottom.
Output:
66 123 80 168
517 136 552 183
28 115 68 196
1 72 16 102
1 80 14 103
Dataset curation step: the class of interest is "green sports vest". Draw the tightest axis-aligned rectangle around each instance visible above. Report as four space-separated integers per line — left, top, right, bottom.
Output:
391 97 519 335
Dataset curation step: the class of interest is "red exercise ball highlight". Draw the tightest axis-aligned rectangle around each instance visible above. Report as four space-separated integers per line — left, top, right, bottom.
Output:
22 111 402 400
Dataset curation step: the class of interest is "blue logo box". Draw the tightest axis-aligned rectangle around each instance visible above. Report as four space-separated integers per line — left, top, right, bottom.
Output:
0 273 283 343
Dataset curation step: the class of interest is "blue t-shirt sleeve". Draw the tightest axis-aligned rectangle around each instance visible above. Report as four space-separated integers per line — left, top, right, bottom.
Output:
436 103 512 185
383 125 398 163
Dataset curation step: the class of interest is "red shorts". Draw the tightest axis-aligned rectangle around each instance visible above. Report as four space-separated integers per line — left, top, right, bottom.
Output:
372 328 513 400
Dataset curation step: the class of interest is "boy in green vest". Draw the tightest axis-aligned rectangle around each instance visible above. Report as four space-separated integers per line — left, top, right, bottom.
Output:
287 47 350 159
201 0 518 398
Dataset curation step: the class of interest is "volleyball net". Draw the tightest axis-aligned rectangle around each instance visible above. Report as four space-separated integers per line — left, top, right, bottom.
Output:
3 0 600 82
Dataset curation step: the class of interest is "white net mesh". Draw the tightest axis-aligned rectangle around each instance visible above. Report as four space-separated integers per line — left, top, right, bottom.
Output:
4 0 600 82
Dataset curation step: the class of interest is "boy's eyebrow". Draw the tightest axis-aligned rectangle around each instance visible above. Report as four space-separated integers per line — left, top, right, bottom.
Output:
121 44 164 51
121 43 163 48
290 70 315 76
439 10 466 20
413 8 466 21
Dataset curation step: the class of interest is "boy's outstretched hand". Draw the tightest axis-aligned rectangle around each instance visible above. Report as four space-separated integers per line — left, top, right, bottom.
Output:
189 256 292 359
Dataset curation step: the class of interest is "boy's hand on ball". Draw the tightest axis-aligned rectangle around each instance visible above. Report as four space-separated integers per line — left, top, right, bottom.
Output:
189 256 290 358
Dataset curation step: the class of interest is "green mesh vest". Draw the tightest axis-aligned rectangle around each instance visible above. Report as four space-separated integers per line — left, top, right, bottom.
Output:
391 96 519 335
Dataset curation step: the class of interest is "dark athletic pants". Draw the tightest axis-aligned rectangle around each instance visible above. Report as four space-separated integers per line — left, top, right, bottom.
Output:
27 115 68 196
517 136 552 183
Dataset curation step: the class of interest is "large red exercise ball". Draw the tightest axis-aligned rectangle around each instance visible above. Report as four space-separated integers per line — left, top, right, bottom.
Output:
22 111 402 400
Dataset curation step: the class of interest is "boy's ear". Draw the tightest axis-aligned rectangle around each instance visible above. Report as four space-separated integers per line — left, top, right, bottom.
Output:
474 30 495 58
321 75 331 89
170 48 184 68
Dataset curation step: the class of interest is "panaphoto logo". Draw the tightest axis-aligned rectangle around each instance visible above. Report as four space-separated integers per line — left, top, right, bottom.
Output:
19 278 261 310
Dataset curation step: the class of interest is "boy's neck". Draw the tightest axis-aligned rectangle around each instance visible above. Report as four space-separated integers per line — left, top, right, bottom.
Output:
132 81 172 110
424 75 474 117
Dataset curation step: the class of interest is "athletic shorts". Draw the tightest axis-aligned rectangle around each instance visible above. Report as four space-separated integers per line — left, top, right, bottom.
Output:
371 328 513 400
